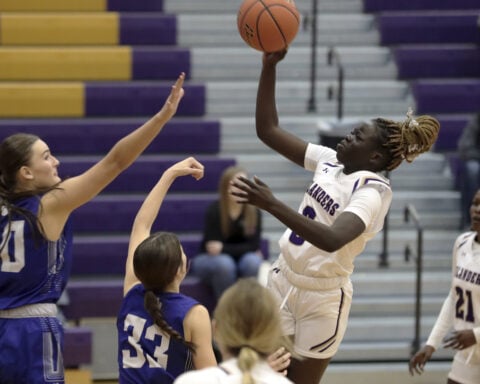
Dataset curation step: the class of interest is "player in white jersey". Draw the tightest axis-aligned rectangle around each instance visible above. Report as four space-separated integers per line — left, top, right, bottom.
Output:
410 189 480 384
174 278 293 384
231 49 440 384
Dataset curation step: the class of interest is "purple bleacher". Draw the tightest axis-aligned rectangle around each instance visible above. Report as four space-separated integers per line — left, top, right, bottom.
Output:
64 327 92 367
71 234 202 276
364 0 480 12
85 82 205 117
60 156 235 193
64 276 217 319
107 0 163 12
394 46 480 79
70 236 269 276
0 118 220 154
64 280 124 320
433 115 470 152
121 14 175 45
412 79 480 114
133 47 190 79
377 12 480 45
71 194 215 234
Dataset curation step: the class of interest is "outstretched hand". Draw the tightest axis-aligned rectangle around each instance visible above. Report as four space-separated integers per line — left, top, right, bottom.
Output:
408 345 434 376
443 329 476 351
157 72 185 120
230 175 275 211
167 157 204 181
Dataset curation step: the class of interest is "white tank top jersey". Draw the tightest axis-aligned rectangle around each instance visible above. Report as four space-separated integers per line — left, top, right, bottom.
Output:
278 143 392 280
173 358 293 384
426 232 480 368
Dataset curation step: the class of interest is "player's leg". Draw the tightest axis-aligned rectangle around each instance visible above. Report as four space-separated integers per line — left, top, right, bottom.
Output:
237 251 263 278
289 282 353 383
191 253 236 299
288 356 331 384
0 316 65 384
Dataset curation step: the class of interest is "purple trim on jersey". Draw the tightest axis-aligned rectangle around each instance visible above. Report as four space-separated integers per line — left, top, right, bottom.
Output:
309 288 345 353
324 162 340 167
352 177 390 193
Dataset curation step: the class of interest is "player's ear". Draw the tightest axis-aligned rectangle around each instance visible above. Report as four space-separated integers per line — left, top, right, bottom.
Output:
18 165 34 180
369 151 387 170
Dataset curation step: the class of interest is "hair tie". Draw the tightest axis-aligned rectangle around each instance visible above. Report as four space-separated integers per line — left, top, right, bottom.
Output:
405 107 419 128
400 107 421 162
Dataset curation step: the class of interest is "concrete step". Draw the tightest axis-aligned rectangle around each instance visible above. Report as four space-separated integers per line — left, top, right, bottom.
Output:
191 46 397 80
263 210 460 231
265 229 461 257
165 0 365 14
176 14 379 47
350 296 446 317
344 315 448 342
334 340 455 362
206 80 412 116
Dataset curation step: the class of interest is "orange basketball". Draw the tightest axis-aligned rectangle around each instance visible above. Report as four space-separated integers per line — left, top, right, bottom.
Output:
237 0 300 53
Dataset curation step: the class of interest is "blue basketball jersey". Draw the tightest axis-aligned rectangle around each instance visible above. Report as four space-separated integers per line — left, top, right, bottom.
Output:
0 195 73 308
0 195 73 384
117 285 198 384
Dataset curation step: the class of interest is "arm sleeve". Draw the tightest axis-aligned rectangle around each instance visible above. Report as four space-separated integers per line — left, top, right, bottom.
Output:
425 240 459 349
304 143 338 171
343 187 383 231
425 291 455 349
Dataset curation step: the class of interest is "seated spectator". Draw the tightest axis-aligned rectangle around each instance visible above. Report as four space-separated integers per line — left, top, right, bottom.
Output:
191 166 264 300
458 112 480 229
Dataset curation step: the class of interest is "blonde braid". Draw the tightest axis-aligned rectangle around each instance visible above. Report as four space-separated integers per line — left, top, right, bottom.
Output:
378 108 440 171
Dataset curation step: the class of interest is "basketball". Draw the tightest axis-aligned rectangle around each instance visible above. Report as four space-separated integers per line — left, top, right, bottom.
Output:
237 0 300 53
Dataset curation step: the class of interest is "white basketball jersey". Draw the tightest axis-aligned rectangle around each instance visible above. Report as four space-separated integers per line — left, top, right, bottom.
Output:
278 143 392 279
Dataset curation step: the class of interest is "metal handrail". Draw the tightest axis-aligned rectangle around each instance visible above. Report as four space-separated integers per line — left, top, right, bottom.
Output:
327 47 344 121
404 204 424 358
378 171 390 267
307 0 318 113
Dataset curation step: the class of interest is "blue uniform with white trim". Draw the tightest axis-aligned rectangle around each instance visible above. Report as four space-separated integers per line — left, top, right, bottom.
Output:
117 285 198 384
0 195 73 384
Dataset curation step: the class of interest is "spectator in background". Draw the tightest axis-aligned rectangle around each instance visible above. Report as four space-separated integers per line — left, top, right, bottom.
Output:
192 166 263 300
458 112 480 230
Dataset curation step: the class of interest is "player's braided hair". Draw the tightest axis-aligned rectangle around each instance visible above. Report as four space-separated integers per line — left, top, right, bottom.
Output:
133 232 195 351
375 108 440 171
144 290 195 351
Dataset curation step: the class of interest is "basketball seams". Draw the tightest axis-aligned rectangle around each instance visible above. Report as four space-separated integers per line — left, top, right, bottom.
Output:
261 4 299 50
237 0 300 52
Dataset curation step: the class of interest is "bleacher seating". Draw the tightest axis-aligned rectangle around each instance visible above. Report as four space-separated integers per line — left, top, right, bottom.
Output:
0 0 239 376
394 46 480 79
366 1 480 173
